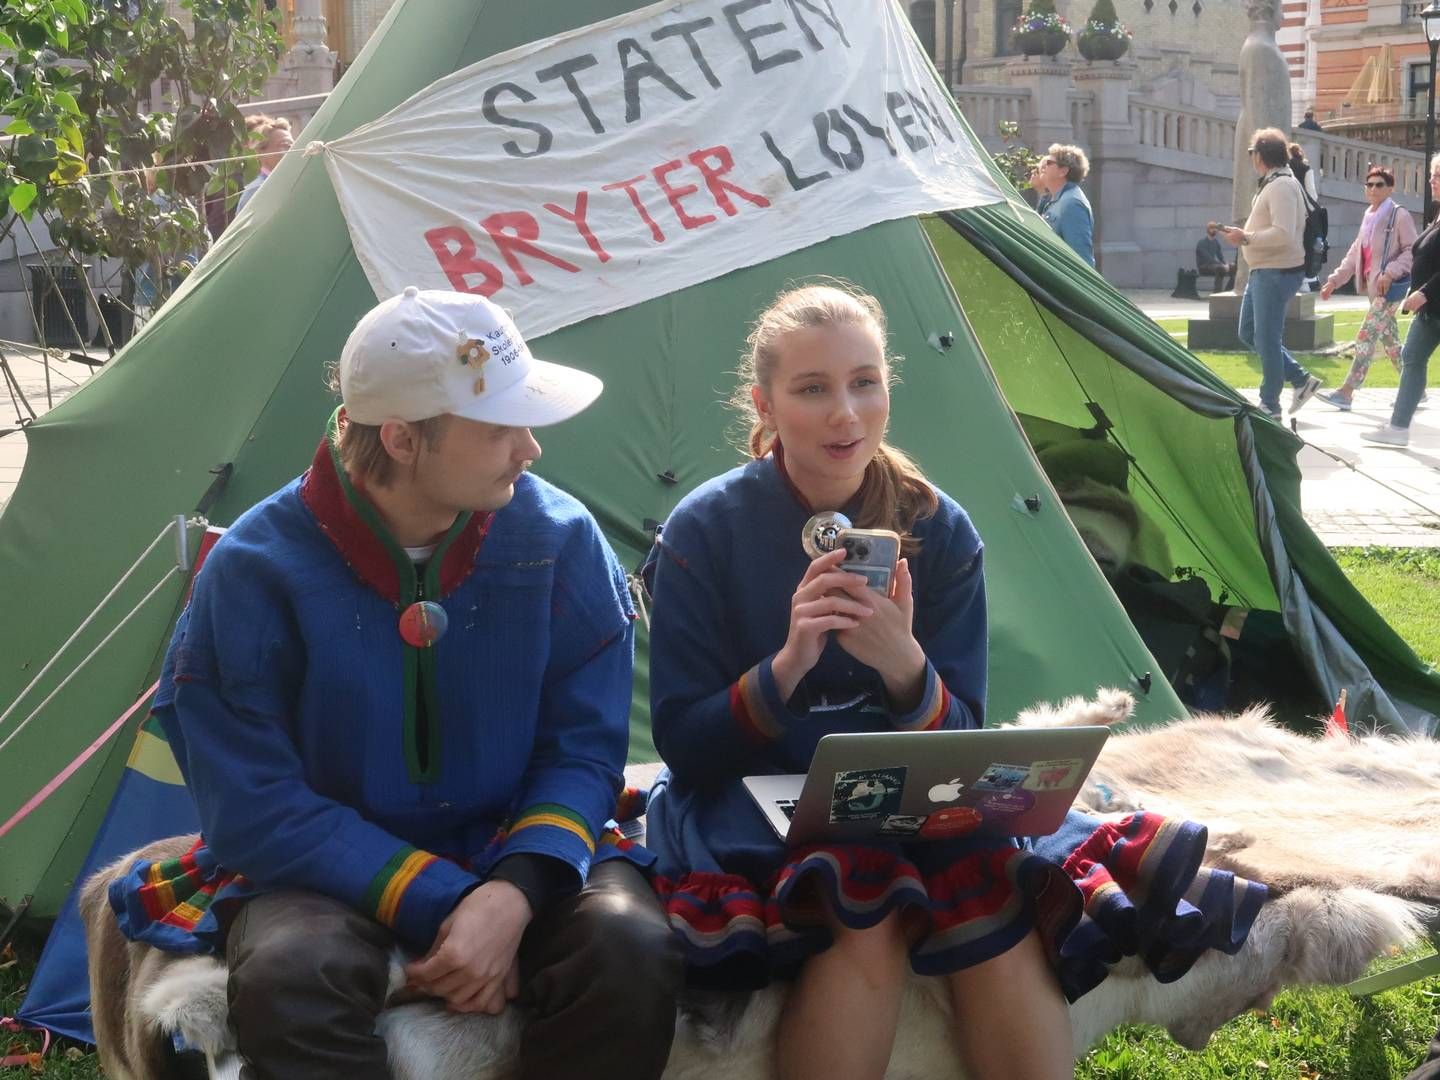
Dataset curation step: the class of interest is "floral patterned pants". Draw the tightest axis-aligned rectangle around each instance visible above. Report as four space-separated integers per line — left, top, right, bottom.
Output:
1344 298 1402 390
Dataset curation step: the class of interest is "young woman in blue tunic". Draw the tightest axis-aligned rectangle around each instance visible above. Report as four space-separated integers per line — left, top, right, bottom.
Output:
642 283 1265 1080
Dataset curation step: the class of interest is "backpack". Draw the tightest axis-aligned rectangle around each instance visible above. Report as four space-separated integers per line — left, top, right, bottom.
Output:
1300 182 1329 276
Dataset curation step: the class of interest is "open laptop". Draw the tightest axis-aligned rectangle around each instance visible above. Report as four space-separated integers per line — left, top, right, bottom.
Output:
743 726 1110 844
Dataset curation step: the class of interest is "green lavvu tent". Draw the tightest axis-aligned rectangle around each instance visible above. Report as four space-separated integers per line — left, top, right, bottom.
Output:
1 0 1437 928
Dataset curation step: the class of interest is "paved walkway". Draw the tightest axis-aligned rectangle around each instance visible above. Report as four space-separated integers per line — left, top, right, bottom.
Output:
0 346 95 513
1127 288 1375 322
1130 292 1440 548
2 304 1438 546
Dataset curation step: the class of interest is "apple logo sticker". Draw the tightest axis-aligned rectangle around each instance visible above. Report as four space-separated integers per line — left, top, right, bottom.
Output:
927 779 965 803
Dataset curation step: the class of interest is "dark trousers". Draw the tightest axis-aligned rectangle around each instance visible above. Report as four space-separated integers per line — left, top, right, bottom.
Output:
226 861 682 1080
1199 262 1236 292
1408 1022 1440 1080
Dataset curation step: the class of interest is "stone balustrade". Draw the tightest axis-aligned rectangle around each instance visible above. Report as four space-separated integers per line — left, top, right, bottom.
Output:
1068 90 1094 146
1304 130 1426 200
238 93 330 139
951 61 1426 286
952 86 1030 151
1132 100 1237 164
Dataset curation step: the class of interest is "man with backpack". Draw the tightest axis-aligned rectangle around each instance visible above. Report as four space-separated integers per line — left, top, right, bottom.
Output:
1217 127 1325 421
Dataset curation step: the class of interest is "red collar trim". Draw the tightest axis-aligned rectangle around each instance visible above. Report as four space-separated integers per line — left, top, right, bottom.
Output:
769 439 866 519
770 440 813 513
299 429 491 605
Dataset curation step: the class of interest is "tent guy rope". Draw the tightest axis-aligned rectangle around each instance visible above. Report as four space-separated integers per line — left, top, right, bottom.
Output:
0 517 195 756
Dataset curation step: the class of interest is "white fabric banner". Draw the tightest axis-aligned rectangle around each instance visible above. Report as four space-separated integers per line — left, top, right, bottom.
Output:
316 0 1004 339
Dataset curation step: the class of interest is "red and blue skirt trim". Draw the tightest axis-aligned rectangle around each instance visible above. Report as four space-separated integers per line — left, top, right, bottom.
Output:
652 810 1267 1001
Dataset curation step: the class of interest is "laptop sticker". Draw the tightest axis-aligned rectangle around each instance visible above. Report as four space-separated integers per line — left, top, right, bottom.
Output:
919 805 983 839
878 813 928 837
974 763 1029 793
927 778 966 803
830 768 906 823
978 788 1036 821
1023 759 1084 791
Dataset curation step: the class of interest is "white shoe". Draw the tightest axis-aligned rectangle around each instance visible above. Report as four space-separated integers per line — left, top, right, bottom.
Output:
1361 425 1410 446
1290 375 1323 413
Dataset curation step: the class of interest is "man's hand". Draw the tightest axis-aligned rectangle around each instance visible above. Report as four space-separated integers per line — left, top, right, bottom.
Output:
1219 226 1245 247
405 879 533 1014
1403 290 1428 314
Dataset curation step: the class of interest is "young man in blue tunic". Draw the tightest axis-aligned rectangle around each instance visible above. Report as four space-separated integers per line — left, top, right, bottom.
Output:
642 283 1265 1080
112 288 681 1079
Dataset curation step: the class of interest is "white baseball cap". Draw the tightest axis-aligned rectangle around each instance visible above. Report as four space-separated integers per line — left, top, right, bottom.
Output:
338 287 602 427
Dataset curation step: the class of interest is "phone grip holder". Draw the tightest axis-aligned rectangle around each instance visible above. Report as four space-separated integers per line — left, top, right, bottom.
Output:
802 511 852 559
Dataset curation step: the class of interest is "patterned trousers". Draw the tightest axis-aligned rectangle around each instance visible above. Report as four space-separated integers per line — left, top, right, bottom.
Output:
1343 297 1402 390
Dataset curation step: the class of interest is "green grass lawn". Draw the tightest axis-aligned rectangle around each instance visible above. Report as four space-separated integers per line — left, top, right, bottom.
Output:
1077 947 1440 1079
1156 310 1440 393
1330 548 1440 668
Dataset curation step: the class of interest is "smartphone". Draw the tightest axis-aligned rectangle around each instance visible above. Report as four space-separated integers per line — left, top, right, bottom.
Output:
837 529 901 595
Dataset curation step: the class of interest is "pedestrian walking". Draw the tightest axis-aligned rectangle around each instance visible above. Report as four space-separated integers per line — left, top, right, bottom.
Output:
1318 167 1416 410
1362 157 1440 447
1217 128 1324 420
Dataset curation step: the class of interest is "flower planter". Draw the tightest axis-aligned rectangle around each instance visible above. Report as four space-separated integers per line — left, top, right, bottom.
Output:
1015 26 1070 57
1077 29 1130 61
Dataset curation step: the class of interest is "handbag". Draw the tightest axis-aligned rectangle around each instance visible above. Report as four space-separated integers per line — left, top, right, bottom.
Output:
1378 206 1412 302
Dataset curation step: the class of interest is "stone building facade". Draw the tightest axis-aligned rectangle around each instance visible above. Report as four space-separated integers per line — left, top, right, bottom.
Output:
910 0 1249 102
1307 0 1430 127
279 0 396 71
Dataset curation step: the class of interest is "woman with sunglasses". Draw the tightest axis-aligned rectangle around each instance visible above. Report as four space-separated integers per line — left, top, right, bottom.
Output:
1363 155 1440 446
1318 167 1417 411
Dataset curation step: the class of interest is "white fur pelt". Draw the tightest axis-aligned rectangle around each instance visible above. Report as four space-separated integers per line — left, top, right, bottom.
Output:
1014 689 1440 903
95 878 1425 1080
80 693 1440 1079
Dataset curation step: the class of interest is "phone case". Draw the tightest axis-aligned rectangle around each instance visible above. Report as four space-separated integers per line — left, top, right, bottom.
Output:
838 529 901 593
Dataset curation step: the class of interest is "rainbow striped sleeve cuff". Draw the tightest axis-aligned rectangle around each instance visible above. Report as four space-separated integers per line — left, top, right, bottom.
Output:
893 664 952 731
361 845 478 947
495 804 597 882
728 657 790 744
506 803 597 854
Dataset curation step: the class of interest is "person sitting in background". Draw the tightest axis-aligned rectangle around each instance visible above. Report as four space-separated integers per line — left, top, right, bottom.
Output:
1318 166 1416 411
1297 109 1324 132
1034 144 1095 267
235 115 293 214
1196 223 1237 292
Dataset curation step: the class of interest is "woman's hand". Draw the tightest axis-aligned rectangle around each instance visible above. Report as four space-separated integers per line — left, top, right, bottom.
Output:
1403 290 1428 314
1319 280 1336 300
834 559 927 712
1374 273 1391 298
771 548 875 701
